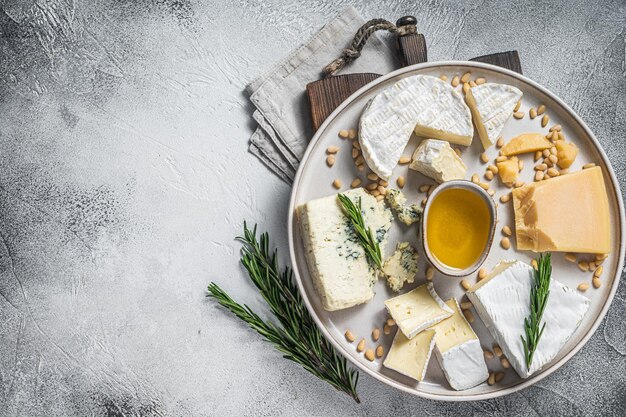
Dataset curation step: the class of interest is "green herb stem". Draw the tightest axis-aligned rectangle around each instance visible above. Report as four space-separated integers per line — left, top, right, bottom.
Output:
337 194 383 269
521 253 552 369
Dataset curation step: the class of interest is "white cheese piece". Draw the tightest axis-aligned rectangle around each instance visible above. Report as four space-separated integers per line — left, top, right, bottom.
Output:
385 189 421 225
466 260 590 378
429 299 489 390
465 83 523 149
382 242 419 292
384 329 436 381
296 188 393 311
359 75 473 180
384 283 453 339
409 139 467 183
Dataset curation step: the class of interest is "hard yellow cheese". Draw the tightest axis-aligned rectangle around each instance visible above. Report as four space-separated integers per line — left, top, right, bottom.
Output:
501 133 552 156
512 166 611 253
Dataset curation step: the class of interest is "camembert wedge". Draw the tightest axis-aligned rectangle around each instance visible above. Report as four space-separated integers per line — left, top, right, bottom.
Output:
384 283 453 339
359 75 473 179
297 188 392 311
429 299 489 390
512 166 611 253
466 260 590 378
383 329 435 381
409 139 467 183
465 83 523 149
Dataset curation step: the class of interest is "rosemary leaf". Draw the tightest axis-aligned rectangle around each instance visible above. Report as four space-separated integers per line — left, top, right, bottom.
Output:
207 222 360 402
337 194 383 269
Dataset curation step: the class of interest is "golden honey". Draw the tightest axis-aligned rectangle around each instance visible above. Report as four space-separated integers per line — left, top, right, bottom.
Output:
426 188 490 270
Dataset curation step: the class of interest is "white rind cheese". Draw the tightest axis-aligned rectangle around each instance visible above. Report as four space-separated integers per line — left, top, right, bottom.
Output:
465 83 523 149
383 329 436 381
430 299 489 390
359 75 473 179
297 188 393 311
385 283 453 339
382 242 419 292
466 260 590 378
409 139 467 183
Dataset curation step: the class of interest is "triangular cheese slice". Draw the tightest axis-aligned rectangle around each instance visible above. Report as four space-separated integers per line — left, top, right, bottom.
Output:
383 329 435 381
359 75 473 180
465 83 523 150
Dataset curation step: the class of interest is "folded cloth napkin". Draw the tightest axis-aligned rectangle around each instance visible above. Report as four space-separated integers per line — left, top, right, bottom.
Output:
246 6 399 183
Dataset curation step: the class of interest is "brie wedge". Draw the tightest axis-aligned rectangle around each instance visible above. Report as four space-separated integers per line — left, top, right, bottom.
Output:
382 242 419 292
466 260 590 378
465 83 523 149
429 299 489 390
384 283 453 339
359 75 473 179
409 139 467 183
297 188 393 311
384 329 436 381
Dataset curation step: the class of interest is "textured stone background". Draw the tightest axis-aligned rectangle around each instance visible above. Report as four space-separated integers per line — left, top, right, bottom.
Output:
0 0 624 416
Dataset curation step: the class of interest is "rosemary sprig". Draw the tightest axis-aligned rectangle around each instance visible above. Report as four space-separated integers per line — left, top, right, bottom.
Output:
337 194 383 269
207 223 360 403
521 253 552 369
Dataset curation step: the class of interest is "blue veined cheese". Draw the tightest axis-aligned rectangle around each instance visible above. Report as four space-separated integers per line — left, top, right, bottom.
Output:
384 283 453 339
385 189 421 226
296 188 393 311
384 329 435 381
382 242 418 292
429 298 489 390
466 260 590 378
409 139 467 183
359 75 473 180
465 83 523 149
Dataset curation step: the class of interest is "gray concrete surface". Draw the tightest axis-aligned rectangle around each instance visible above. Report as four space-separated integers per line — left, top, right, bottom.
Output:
0 0 624 416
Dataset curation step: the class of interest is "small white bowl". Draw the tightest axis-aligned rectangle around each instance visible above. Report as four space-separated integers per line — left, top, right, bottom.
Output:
421 180 497 277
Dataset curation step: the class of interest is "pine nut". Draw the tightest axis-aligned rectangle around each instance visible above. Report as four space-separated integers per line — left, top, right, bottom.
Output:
352 148 359 158
535 163 548 171
463 309 474 323
398 156 411 164
469 80 477 88
488 189 495 196
549 155 558 164
500 193 510 203
589 261 597 270
345 330 356 342
418 184 430 193
501 358 511 369
357 164 365 172
463 82 470 94
439 74 448 81
592 277 601 289
475 77 486 85
376 345 384 358
350 178 361 188
471 174 480 183
513 111 524 119
357 338 365 352
479 182 490 190
531 259 538 270
578 261 589 272
514 181 524 188
549 146 557 156
454 147 462 157
488 373 496 385
378 179 389 187
549 124 562 131
365 349 375 361
547 167 559 177
366 182 378 191
529 107 537 119
461 279 471 290
542 149 551 158
496 137 504 148
496 155 507 162
366 173 378 181
396 176 405 188
484 349 494 359
451 75 460 87
541 114 549 127
535 171 545 181
495 372 505 382
338 129 349 138
372 328 380 341
326 155 335 167
355 156 364 165
596 253 609 261
537 104 546 115
518 159 524 171
427 185 435 196
577 283 589 292
348 129 357 139
421 198 427 207
502 225 512 236
514 101 521 112
377 185 386 195
594 266 603 278
426 266 435 281
332 179 342 189
461 301 473 310
478 267 488 280
488 165 499 174
480 152 489 163
501 237 511 249
534 150 542 161
371 190 380 197
461 71 471 83
352 140 361 150
376 195 384 202
387 318 396 327
327 146 340 154
485 170 494 180
493 345 503 357
383 324 391 335
583 163 596 169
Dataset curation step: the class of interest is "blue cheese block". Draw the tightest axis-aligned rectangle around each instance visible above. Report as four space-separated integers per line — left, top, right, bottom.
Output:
297 188 393 311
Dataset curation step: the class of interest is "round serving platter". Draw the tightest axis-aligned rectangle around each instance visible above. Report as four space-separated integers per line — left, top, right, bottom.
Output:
288 61 625 401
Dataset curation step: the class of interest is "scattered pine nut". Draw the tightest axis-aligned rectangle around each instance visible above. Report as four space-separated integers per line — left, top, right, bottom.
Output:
485 170 494 180
537 104 546 115
501 237 511 249
352 148 359 158
451 75 460 87
439 75 448 82
398 156 411 164
484 349 494 359
578 261 589 272
550 146 557 155
357 164 365 172
461 301 473 310
375 195 384 202
547 167 559 177
496 137 504 148
493 345 503 357
518 159 524 171
469 80 477 88
372 328 380 342
478 267 488 280
529 108 537 119
421 198 427 207
426 266 435 281
478 182 490 190
596 253 609 261
531 259 538 270
500 193 510 203
542 149 551 158
355 156 365 165
535 163 548 171
376 345 384 358
541 114 549 127
592 277 601 289
513 111 524 119
488 373 496 385
480 152 489 163
462 82 470 94
365 349 375 361
460 279 471 290
348 129 357 139
378 179 389 187
427 185 435 196
367 173 378 181
488 189 495 196
583 163 596 169
475 77 486 85
357 338 366 352
534 150 542 161
502 225 512 236
366 182 378 191
418 184 430 193
327 146 339 154
345 330 356 342
463 309 474 323
496 155 507 162
594 266 604 278
332 179 342 189
326 155 335 167
501 357 511 369
461 72 471 83
535 171 545 181
352 140 361 150
549 124 562 131
396 176 405 188
548 154 558 164
495 372 505 382
387 318 396 327
377 185 386 195
371 190 380 197
488 165 499 174
577 283 589 292
471 174 480 183
338 129 349 138
514 101 521 112
589 261 597 270
383 324 391 335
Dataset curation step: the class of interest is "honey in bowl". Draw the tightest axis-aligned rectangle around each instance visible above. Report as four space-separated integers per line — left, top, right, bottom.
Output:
426 187 491 270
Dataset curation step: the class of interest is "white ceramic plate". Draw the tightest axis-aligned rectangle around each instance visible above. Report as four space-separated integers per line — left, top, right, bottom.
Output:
288 62 625 401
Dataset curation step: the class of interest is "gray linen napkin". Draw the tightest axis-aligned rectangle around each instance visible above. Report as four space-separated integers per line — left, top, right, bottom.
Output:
246 6 399 183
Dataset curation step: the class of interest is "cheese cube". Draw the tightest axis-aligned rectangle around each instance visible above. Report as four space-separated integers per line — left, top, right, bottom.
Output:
497 157 519 186
512 166 611 253
555 140 579 168
382 242 419 292
297 188 393 311
466 260 590 378
383 329 435 381
409 139 467 183
500 132 552 156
